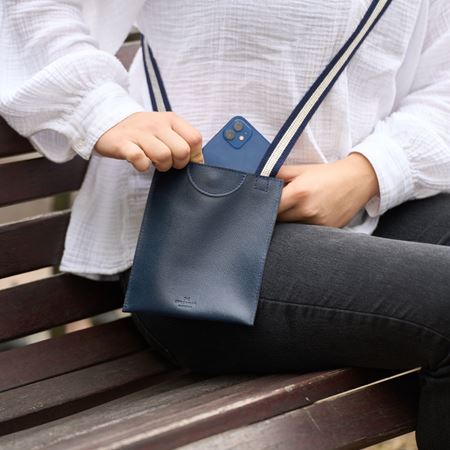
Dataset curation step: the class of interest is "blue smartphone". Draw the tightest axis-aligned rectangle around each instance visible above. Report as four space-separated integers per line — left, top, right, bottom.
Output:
203 116 269 174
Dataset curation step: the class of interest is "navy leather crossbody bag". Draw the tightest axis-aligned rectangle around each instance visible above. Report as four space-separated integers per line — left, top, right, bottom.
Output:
123 0 393 325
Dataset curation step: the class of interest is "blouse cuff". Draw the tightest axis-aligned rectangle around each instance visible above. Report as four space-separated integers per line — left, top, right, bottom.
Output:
351 129 415 217
69 81 144 159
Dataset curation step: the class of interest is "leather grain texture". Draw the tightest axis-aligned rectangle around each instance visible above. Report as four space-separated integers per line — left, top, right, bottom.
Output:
123 163 282 326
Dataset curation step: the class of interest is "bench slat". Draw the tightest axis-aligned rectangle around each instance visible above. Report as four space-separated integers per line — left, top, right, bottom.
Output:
16 368 404 450
0 157 87 207
0 349 174 436
0 273 123 343
0 371 209 450
0 211 69 278
0 118 34 158
180 373 419 450
0 317 148 392
116 41 139 70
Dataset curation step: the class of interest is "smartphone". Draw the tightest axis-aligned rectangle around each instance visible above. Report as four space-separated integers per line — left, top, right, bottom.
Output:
203 116 269 174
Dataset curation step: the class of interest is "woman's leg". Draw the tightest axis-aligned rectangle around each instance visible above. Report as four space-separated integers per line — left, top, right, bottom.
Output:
122 193 450 449
373 193 450 245
374 194 450 449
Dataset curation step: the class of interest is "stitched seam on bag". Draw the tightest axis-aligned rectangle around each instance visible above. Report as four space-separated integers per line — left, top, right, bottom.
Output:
260 296 450 344
253 177 270 192
192 162 252 176
187 165 247 197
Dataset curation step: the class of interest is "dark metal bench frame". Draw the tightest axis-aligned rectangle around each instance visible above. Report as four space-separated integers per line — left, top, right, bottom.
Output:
0 42 419 450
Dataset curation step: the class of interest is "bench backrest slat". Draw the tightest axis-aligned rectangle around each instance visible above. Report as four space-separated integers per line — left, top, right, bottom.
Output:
0 212 69 278
0 273 123 343
115 42 140 72
0 157 87 207
0 118 35 158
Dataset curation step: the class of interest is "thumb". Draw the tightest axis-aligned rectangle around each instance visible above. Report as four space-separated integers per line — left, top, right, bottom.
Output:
190 146 204 164
278 180 300 214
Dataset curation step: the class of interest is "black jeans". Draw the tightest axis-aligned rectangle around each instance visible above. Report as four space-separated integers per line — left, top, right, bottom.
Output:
120 194 450 450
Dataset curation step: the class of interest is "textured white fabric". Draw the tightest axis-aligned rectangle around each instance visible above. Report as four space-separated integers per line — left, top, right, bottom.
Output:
1 0 450 279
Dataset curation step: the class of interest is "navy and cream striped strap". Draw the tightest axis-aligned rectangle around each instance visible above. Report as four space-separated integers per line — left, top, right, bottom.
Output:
142 0 393 177
141 36 172 112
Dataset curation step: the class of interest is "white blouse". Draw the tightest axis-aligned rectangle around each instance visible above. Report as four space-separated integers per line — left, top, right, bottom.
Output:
1 0 450 279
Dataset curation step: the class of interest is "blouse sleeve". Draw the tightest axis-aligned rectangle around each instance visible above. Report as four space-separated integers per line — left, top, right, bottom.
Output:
351 0 450 217
0 0 144 162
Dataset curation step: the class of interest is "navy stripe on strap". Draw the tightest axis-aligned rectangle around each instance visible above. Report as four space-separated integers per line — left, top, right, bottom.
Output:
141 35 172 112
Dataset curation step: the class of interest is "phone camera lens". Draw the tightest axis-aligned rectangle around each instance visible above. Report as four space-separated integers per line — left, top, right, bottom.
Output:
233 120 244 132
224 129 235 140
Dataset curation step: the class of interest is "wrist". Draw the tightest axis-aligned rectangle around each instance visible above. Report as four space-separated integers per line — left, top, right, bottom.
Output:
71 82 144 160
338 152 380 202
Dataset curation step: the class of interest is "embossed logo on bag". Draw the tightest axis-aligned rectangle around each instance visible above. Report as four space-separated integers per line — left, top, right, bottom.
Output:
174 296 197 309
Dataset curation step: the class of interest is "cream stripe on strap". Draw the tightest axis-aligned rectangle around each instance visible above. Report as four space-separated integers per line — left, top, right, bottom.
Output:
142 40 167 112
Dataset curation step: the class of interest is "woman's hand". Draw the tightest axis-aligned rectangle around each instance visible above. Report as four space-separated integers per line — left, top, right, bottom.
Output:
276 153 379 227
94 111 203 172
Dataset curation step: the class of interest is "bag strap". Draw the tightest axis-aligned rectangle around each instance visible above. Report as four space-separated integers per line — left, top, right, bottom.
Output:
142 0 393 177
141 38 172 112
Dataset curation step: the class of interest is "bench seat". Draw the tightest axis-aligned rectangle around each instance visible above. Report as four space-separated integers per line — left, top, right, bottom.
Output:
0 308 418 449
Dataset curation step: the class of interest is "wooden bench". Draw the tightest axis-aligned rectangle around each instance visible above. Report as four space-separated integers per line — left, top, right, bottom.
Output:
0 42 420 450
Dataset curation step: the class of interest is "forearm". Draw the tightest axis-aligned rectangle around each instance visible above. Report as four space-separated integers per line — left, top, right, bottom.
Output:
0 0 143 161
349 0 450 217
